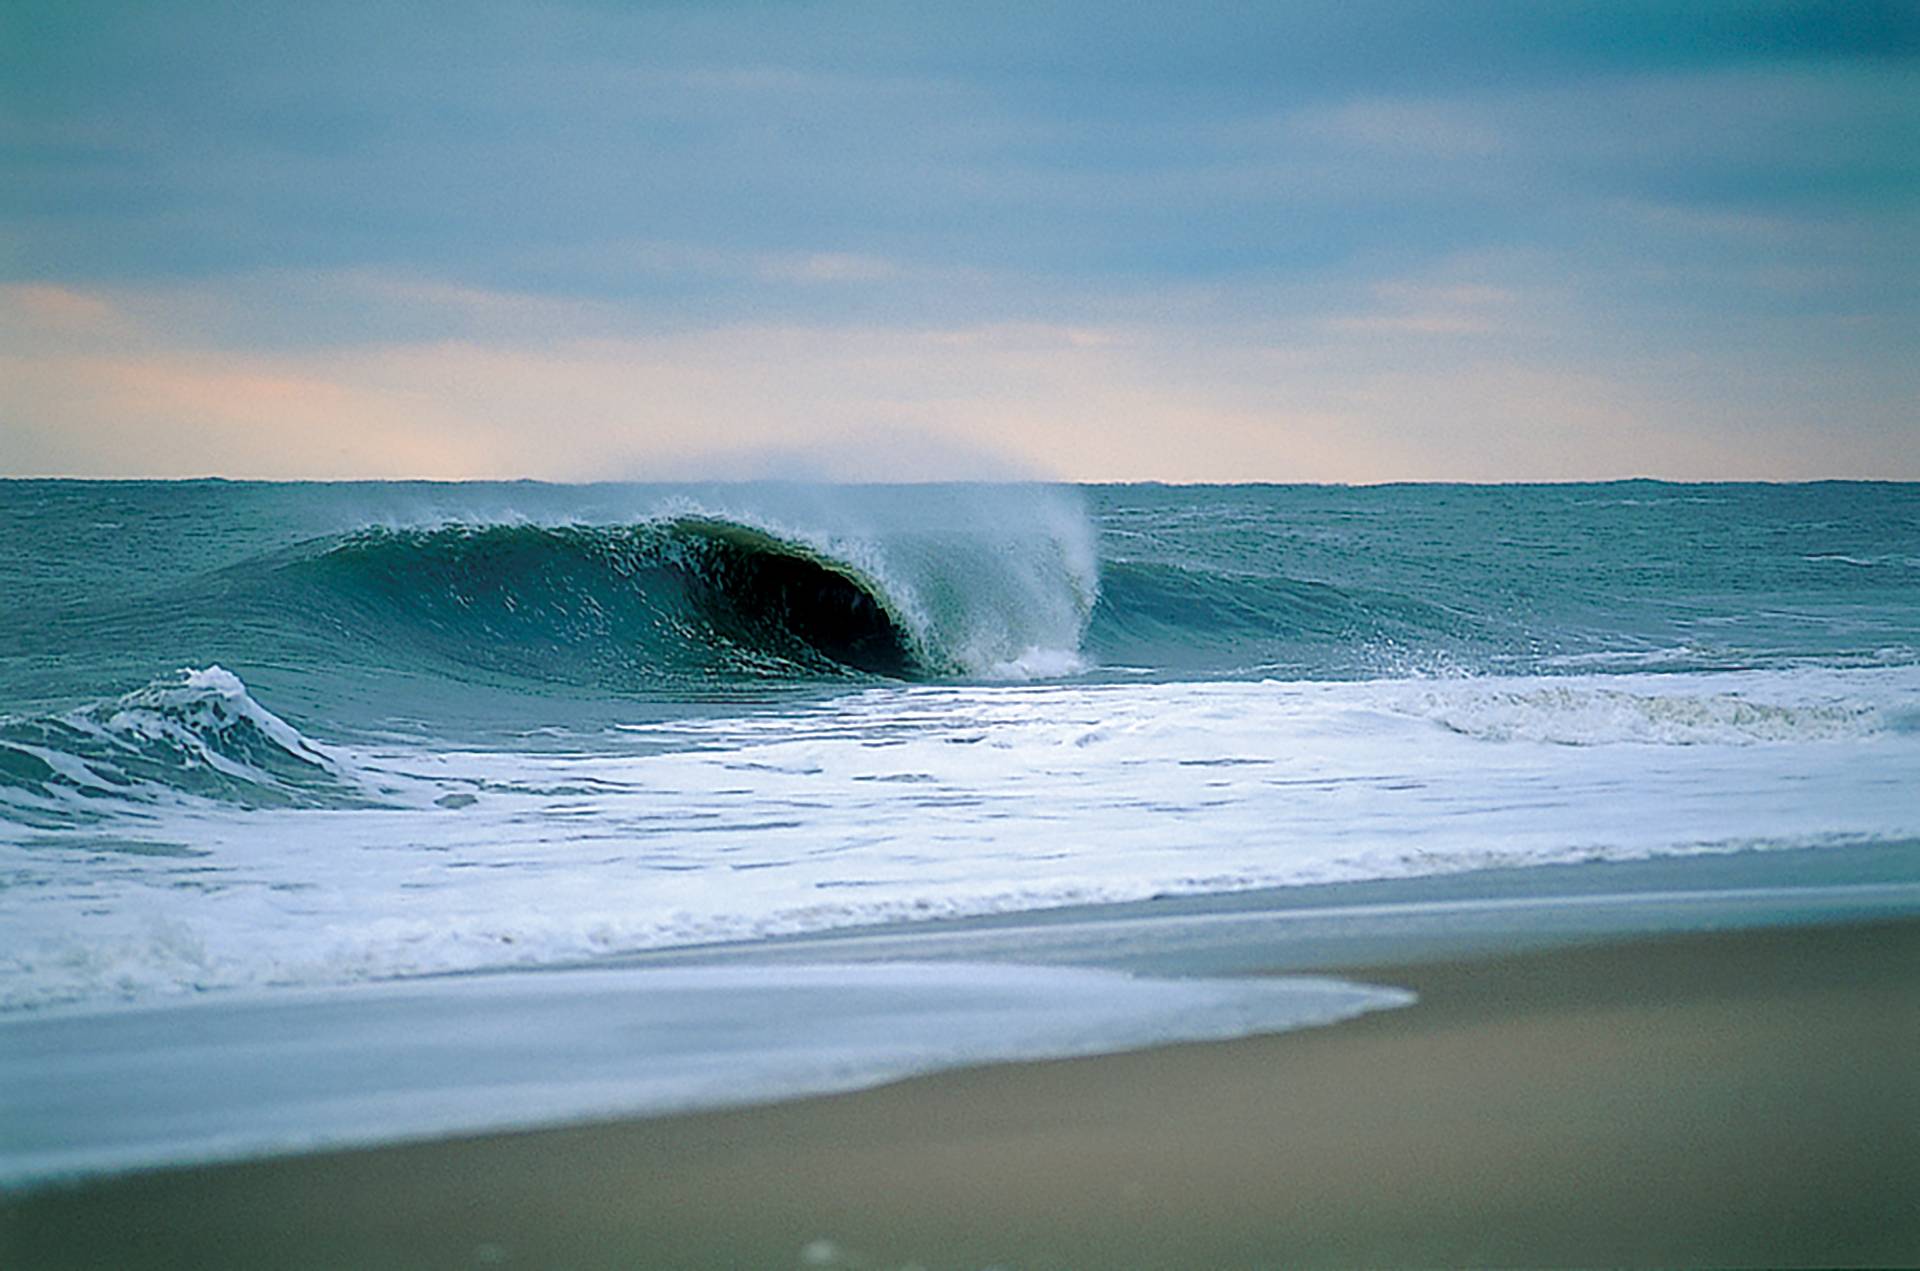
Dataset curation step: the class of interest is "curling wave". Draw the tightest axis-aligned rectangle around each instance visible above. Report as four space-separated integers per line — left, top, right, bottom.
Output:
273 499 1100 689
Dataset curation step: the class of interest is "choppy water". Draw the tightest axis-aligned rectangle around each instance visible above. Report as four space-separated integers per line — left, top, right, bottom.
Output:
4 479 1918 1011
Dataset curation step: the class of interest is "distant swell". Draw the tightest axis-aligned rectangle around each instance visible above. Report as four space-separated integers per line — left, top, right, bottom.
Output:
1086 556 1492 678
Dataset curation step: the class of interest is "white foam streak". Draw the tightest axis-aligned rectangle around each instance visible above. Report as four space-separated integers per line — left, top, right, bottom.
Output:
982 646 1089 681
1383 679 1891 745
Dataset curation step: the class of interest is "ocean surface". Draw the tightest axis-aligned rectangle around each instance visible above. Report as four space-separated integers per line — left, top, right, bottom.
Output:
4 479 1919 1179
0 479 1912 1013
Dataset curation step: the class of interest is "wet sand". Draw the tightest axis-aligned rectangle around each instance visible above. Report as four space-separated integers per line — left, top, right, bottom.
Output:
6 917 1918 1269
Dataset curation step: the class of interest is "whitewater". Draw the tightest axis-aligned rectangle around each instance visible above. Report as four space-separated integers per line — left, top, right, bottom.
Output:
3 479 1918 1179
5 662 1919 1011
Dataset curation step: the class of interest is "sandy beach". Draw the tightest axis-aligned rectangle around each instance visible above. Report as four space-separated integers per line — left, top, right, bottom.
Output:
7 915 1916 1270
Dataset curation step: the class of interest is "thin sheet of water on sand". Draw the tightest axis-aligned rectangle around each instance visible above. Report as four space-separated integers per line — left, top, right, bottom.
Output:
0 961 1409 1188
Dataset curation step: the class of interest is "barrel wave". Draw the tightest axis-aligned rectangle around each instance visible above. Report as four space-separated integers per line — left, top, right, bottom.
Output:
249 486 1104 693
298 518 924 681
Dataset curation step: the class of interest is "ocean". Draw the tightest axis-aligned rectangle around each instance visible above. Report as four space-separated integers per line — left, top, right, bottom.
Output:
4 479 1919 1182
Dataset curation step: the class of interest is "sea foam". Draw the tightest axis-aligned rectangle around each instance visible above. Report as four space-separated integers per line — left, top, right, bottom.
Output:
5 668 1917 1012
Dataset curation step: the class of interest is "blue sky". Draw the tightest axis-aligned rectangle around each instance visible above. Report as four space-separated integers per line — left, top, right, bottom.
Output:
3 1 1916 479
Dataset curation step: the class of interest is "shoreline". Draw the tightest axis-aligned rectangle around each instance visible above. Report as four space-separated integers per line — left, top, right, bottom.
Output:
602 837 1920 976
8 915 1918 1268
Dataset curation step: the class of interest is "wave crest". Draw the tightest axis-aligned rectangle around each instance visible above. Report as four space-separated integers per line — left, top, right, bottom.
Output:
0 668 354 824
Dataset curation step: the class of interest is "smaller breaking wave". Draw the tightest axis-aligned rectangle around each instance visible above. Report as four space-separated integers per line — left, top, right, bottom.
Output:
0 668 358 826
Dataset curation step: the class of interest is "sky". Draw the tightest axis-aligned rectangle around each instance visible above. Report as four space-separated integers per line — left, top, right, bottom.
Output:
2 1 1916 482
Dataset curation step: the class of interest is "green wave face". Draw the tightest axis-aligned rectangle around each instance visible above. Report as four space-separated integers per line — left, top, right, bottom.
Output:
292 517 926 686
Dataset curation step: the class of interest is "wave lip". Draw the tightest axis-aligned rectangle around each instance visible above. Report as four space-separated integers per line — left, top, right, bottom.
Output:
0 667 354 824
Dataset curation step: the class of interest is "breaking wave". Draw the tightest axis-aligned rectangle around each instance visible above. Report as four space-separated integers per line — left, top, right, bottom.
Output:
0 667 358 825
273 501 1101 688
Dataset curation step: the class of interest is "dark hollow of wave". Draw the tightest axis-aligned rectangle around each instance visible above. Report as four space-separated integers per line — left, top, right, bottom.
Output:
685 531 916 678
280 520 920 686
